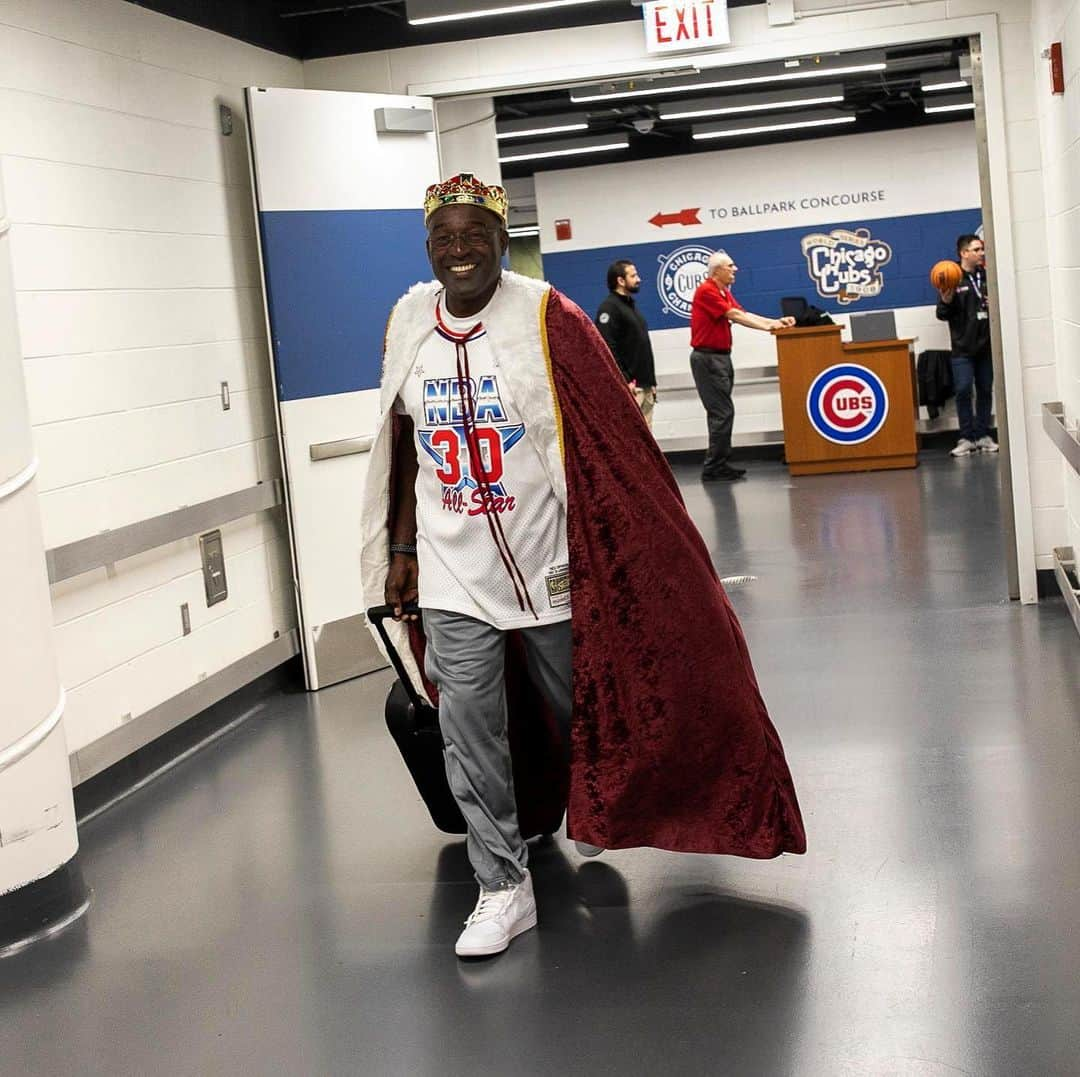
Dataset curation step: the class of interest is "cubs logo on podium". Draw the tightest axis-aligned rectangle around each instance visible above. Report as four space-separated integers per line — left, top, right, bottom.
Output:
806 363 889 445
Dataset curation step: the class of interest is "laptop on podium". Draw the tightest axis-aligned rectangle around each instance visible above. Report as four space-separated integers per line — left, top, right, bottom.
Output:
848 310 898 342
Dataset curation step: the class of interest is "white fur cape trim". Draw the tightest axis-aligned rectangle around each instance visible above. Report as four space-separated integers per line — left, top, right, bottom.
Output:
359 271 567 699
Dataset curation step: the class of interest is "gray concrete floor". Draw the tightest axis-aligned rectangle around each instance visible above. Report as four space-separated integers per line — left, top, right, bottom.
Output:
3 454 1079 1077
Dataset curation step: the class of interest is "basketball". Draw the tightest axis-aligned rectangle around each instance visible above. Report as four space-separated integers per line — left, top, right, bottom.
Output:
930 260 963 291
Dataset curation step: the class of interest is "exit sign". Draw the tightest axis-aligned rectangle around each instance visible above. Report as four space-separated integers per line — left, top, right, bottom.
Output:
643 0 730 53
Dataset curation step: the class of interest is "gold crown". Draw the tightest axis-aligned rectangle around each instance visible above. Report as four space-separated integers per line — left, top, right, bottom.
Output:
424 173 509 224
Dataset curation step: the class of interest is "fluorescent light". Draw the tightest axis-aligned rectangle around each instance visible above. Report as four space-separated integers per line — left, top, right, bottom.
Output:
660 85 844 121
499 135 629 163
497 122 588 140
508 225 540 237
408 0 609 25
571 54 886 103
693 110 856 140
921 69 969 92
924 101 976 113
923 91 975 114
496 113 591 140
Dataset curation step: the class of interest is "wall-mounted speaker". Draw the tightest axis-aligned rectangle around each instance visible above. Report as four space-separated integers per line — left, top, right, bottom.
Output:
374 107 435 134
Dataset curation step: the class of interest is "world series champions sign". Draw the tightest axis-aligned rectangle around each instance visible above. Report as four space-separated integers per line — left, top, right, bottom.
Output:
800 227 893 306
657 244 714 319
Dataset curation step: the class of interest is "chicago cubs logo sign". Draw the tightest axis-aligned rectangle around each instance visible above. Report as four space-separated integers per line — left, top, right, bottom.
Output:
806 364 889 444
657 244 713 319
800 227 892 306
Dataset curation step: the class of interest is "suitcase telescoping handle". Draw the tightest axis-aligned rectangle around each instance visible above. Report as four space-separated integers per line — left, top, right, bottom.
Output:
366 603 425 710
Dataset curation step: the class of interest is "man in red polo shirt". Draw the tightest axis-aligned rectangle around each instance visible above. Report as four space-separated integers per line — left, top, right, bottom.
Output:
690 250 794 482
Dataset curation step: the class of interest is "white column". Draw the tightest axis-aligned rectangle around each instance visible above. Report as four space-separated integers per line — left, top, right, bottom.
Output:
0 170 83 950
435 97 502 184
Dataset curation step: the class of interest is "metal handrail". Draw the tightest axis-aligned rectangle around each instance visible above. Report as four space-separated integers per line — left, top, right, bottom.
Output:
0 688 65 776
0 457 38 503
46 480 283 584
658 365 779 393
1052 547 1080 641
1042 402 1080 477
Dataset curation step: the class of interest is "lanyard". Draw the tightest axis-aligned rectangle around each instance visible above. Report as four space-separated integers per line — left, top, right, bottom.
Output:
966 270 987 308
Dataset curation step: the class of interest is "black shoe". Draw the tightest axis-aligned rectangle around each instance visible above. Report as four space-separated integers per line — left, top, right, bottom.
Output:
702 466 746 482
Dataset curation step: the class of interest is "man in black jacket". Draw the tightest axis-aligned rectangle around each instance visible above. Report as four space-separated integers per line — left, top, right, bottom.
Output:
595 260 658 428
935 234 998 457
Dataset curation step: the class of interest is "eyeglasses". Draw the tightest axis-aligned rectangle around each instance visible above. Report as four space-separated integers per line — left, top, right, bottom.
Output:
428 227 499 253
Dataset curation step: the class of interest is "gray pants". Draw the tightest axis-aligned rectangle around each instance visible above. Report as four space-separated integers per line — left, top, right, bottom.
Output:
690 348 735 474
423 609 572 890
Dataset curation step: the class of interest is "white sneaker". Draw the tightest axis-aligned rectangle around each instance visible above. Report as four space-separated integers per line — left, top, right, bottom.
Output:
976 436 999 453
455 872 537 957
574 841 605 858
950 438 977 457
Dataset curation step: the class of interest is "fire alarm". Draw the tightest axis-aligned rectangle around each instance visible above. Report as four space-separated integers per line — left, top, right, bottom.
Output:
1045 42 1064 95
555 218 572 241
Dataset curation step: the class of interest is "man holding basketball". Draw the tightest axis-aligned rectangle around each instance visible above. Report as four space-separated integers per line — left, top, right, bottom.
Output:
935 234 998 457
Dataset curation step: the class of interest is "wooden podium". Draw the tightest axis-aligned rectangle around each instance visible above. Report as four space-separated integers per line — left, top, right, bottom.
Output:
773 324 918 476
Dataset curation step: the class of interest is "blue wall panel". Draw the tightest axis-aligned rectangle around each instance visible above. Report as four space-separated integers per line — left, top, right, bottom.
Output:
542 208 982 329
259 208 430 401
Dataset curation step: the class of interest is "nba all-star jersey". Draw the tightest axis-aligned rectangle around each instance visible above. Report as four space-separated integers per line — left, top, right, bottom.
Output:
395 293 570 629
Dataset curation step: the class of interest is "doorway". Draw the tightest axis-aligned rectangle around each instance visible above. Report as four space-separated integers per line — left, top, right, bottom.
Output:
416 19 1031 602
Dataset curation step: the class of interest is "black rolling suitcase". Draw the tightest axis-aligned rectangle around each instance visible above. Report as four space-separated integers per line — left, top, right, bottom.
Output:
366 604 568 839
368 604 467 834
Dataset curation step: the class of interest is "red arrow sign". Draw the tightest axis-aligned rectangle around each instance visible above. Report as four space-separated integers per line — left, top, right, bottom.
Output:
649 208 701 228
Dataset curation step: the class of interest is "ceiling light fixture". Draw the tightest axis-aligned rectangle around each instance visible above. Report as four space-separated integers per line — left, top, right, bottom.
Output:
571 53 886 103
923 91 975 114
660 85 845 121
508 225 541 237
407 0 610 25
499 134 629 163
496 113 591 140
692 109 856 140
924 100 976 114
920 69 969 92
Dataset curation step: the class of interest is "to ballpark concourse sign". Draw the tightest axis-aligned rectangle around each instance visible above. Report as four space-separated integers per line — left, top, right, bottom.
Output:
806 363 889 445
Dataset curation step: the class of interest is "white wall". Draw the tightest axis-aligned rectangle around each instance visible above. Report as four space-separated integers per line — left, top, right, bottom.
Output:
304 0 1054 598
0 1 303 754
1031 0 1080 563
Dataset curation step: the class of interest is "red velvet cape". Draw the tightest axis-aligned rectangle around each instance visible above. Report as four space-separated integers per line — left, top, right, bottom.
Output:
545 290 806 857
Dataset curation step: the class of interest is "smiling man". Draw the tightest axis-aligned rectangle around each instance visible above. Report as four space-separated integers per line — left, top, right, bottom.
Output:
359 174 805 960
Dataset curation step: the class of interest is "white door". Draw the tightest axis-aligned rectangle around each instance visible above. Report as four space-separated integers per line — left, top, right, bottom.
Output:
246 88 440 689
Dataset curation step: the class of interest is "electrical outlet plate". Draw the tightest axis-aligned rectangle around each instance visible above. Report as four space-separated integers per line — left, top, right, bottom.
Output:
199 529 228 606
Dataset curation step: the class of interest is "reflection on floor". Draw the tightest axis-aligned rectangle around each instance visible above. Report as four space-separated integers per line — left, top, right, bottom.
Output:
3 454 1078 1076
